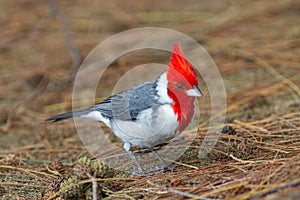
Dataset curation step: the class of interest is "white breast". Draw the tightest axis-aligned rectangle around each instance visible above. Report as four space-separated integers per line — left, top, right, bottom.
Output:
110 104 179 148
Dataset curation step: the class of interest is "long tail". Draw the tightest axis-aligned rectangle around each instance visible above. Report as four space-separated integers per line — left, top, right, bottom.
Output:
46 110 90 122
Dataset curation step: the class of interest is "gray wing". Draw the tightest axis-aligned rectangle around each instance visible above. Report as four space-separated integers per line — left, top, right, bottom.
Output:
93 79 160 121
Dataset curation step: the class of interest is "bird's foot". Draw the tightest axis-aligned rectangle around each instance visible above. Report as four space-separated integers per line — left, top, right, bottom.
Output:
156 162 176 173
131 163 176 176
131 169 163 176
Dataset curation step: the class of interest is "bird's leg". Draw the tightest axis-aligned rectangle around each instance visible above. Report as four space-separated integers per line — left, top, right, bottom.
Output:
123 142 145 175
149 147 175 172
149 147 167 167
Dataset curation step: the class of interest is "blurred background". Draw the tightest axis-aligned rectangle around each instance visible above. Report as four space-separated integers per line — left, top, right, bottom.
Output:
0 0 299 199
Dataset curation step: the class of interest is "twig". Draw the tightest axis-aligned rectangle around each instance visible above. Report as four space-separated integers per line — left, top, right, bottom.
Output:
87 172 99 200
48 0 81 76
45 164 62 176
0 182 47 188
0 165 56 178
163 158 199 170
198 182 248 199
47 0 82 91
147 181 218 200
236 164 286 199
248 178 300 200
233 119 268 132
247 140 290 154
229 154 255 164
20 158 73 166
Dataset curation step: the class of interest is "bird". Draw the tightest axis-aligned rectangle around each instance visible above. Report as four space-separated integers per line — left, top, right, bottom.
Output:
46 43 203 175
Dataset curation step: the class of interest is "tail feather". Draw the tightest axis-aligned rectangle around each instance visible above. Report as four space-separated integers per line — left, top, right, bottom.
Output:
46 110 89 122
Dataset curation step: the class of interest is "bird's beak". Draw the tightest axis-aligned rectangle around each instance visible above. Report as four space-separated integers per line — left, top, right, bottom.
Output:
186 86 203 97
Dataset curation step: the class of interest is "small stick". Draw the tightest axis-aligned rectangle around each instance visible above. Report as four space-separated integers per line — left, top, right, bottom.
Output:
234 119 268 132
248 179 300 200
87 172 99 200
147 180 218 200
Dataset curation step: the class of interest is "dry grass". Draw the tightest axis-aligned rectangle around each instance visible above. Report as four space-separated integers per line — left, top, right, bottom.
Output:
0 0 299 199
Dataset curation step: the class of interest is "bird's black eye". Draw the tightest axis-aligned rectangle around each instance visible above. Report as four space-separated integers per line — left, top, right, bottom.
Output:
175 83 185 90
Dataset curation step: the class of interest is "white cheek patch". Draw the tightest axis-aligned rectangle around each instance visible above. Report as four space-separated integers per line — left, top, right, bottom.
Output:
156 73 173 104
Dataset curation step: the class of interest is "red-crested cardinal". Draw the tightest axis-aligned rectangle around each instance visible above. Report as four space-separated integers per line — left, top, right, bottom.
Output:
47 43 203 175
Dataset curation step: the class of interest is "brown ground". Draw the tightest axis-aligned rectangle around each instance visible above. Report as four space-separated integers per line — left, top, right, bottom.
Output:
0 0 300 199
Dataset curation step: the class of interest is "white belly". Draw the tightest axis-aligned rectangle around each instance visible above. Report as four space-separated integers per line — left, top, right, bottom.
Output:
110 104 179 148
